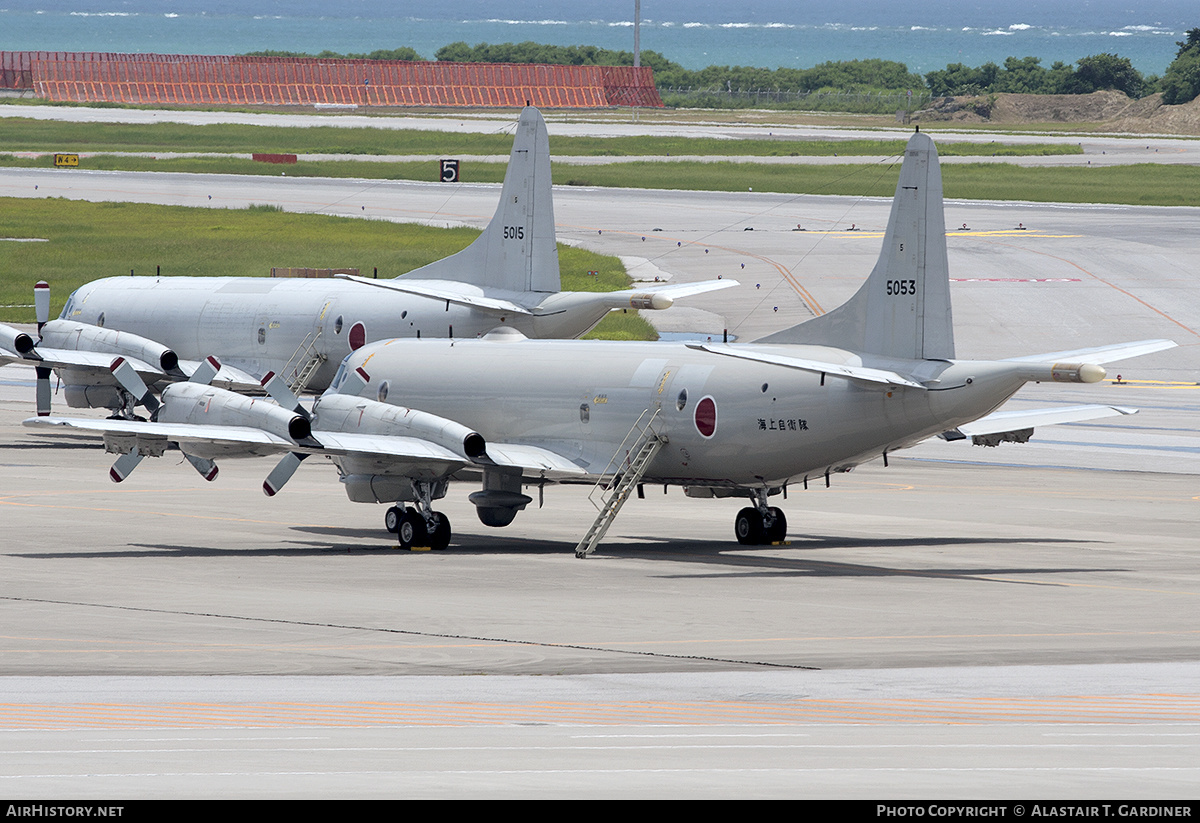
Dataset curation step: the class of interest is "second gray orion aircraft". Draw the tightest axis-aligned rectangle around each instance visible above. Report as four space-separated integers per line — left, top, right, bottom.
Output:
25 131 1174 553
0 106 732 418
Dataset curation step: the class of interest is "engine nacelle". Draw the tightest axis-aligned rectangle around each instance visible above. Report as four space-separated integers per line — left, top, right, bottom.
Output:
0 324 36 356
40 319 180 374
313 393 485 459
158 382 310 442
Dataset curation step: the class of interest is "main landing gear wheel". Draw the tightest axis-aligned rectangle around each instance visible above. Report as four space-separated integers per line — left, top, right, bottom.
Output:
395 508 422 550
393 507 452 551
428 514 451 551
734 506 787 545
765 507 787 542
384 505 403 534
735 507 764 545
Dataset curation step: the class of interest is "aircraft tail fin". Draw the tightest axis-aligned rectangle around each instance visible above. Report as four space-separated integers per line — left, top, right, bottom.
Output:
397 106 561 294
756 131 954 360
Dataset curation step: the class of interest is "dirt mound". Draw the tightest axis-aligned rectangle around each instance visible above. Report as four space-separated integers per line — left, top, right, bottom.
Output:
913 90 1200 134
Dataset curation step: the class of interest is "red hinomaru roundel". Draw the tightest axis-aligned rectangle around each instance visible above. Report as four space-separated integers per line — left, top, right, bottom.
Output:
694 396 717 438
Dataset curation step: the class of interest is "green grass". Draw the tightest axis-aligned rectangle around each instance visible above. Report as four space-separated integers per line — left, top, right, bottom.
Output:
0 197 653 339
0 116 1079 158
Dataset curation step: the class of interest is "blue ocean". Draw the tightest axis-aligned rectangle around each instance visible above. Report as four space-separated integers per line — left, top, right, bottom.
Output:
0 0 1194 76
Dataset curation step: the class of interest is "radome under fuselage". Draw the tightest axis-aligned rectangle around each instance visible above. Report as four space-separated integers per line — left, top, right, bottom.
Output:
333 336 1029 489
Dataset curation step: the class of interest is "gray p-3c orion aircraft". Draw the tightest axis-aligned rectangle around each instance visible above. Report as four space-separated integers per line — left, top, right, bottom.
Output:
0 107 733 417
23 131 1175 554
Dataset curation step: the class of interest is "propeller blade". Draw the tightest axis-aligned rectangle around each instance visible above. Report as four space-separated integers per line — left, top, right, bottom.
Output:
184 454 219 482
189 355 222 385
34 280 49 335
109 450 143 483
35 366 52 417
262 452 307 497
110 356 160 415
261 371 306 416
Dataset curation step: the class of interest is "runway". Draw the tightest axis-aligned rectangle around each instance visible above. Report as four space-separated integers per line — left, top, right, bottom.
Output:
1 117 1198 797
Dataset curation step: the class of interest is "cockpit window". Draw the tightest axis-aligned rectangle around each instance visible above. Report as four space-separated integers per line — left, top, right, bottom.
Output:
325 360 348 395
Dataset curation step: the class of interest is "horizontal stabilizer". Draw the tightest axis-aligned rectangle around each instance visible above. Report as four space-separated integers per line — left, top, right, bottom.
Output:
1004 339 1177 365
335 275 534 315
944 404 1137 439
686 343 928 389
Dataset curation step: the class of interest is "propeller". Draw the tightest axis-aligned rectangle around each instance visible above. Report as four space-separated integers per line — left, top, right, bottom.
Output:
109 356 161 417
183 454 219 482
33 282 52 415
259 371 314 496
34 281 49 336
189 354 222 385
263 452 306 497
108 450 143 483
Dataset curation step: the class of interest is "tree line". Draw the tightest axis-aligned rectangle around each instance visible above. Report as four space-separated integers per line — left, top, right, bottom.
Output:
246 30 1200 106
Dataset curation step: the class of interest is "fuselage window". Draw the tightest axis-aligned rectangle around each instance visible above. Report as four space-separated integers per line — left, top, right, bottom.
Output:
334 315 344 335
258 327 266 344
96 312 105 328
676 389 688 411
377 380 389 403
579 403 590 423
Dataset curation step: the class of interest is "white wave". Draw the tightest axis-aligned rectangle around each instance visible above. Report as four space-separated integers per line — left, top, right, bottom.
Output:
1008 23 1034 31
982 30 1014 36
1107 31 1133 37
683 22 709 29
483 18 570 26
68 11 132 16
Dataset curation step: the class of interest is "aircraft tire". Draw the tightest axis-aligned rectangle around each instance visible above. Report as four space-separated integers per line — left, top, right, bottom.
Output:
396 510 422 550
384 505 403 534
734 507 765 545
766 507 787 542
429 514 451 551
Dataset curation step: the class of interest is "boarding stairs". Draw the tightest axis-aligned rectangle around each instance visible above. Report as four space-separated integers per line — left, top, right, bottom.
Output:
282 330 326 395
574 408 665 558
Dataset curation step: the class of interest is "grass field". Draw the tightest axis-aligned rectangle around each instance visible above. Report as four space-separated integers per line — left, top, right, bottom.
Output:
0 116 1080 158
0 197 656 338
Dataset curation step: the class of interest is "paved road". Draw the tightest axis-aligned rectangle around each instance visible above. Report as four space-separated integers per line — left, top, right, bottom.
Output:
4 102 1200 165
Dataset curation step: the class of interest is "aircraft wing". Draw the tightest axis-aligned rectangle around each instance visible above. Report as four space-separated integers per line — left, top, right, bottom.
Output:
685 343 928 389
940 404 1137 441
24 415 296 450
23 414 585 481
478 442 587 478
1003 339 1177 364
175 359 265 392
